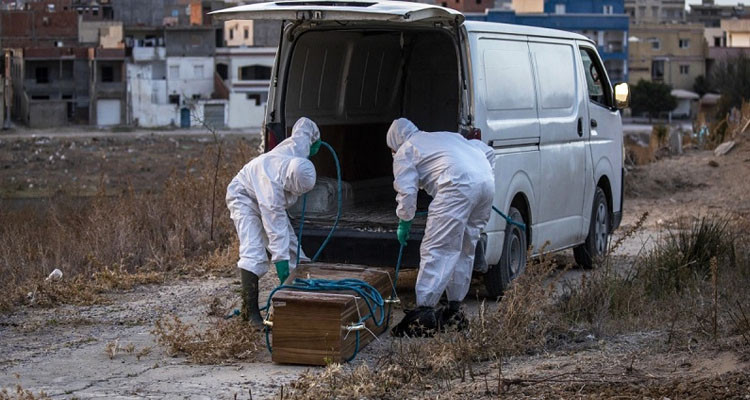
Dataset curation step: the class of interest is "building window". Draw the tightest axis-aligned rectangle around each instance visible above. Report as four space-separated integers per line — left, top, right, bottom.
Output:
239 65 272 80
649 38 660 50
679 65 690 74
476 0 481 4
678 38 690 48
441 1 447 6
193 64 204 78
101 66 115 82
229 28 234 40
603 5 614 14
169 65 179 79
714 36 722 47
35 67 49 84
244 27 249 39
169 94 180 105
555 4 565 14
652 60 665 81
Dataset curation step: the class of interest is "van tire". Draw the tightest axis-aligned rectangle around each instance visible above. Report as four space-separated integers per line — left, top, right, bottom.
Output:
574 187 609 269
485 207 527 299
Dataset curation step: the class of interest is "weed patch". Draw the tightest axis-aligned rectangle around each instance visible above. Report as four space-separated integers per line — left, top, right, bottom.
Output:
152 315 263 364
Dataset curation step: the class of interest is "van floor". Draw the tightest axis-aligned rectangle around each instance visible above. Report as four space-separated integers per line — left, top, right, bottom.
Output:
292 203 428 232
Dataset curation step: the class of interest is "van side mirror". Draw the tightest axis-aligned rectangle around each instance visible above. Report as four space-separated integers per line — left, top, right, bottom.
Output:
613 82 630 110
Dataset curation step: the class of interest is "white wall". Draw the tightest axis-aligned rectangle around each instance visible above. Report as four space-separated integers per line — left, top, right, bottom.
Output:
227 91 265 129
166 57 215 101
127 63 178 127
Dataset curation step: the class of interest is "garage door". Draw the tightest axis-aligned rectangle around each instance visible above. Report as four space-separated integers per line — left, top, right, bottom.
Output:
204 104 225 128
97 99 121 126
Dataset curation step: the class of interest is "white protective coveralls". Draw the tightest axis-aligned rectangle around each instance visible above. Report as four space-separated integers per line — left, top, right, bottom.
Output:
387 118 495 307
226 118 319 277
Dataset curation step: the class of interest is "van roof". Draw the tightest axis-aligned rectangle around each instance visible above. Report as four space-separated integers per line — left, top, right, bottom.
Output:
463 20 592 42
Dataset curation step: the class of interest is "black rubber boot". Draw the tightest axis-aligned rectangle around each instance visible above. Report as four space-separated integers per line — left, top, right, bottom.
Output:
440 301 468 332
391 306 441 338
240 269 264 329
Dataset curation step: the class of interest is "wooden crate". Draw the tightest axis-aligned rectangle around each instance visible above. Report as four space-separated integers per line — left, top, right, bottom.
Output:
270 263 394 365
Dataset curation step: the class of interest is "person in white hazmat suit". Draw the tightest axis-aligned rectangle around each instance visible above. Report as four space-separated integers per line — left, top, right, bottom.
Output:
386 118 495 337
226 117 321 327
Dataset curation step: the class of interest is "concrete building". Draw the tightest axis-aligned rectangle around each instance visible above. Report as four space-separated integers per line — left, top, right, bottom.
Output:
215 46 274 129
624 0 685 24
90 47 126 125
688 0 748 28
722 18 750 47
72 0 114 21
9 47 88 127
467 0 630 82
223 20 254 47
438 0 495 13
628 23 707 91
0 0 79 49
79 20 124 48
512 0 543 13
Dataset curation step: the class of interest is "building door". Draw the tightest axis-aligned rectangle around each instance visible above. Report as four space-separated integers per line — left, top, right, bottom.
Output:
97 99 121 126
180 107 191 128
204 104 225 128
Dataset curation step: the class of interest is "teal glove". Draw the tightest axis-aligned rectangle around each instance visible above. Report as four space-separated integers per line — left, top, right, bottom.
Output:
309 140 322 157
275 260 290 284
397 219 412 247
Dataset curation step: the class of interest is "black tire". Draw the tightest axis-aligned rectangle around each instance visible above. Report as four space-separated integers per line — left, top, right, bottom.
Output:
485 207 527 299
574 187 610 269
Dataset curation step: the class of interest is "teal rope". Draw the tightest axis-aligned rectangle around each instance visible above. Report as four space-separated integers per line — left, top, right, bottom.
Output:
295 140 342 265
492 205 526 231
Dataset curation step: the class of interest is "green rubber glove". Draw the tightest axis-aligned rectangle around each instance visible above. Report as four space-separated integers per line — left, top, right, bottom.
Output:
309 140 322 157
275 260 290 284
397 219 412 247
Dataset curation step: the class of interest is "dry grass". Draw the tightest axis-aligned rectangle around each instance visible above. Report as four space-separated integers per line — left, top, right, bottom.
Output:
557 214 749 343
0 385 50 400
281 214 750 399
284 252 564 399
152 315 263 364
0 141 256 312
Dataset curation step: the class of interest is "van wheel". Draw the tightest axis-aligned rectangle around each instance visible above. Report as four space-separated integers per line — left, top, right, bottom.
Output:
574 187 609 269
485 207 526 299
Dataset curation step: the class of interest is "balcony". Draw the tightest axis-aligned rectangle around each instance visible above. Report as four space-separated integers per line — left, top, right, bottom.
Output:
132 47 166 62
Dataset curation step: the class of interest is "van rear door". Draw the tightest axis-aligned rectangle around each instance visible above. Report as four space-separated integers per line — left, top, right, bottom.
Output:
210 0 464 25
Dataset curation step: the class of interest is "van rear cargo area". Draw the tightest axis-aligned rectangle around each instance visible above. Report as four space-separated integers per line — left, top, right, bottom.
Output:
281 27 460 266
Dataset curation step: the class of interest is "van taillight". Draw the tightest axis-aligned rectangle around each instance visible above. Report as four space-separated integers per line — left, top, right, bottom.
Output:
265 125 278 152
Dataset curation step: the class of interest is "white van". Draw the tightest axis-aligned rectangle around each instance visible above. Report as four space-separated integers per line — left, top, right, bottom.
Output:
214 1 629 297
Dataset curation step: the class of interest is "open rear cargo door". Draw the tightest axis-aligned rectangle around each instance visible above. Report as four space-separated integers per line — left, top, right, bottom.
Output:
210 0 464 24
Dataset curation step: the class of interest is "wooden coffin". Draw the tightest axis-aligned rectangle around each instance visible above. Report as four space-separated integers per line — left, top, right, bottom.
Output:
270 263 394 365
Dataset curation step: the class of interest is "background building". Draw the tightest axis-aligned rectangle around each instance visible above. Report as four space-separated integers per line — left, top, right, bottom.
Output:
628 22 707 91
467 0 629 82
625 0 685 24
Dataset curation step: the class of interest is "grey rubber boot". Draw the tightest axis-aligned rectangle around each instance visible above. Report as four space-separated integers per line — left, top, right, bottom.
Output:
240 269 264 328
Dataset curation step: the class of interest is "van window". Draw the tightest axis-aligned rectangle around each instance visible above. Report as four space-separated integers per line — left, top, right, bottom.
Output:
579 47 612 108
481 40 535 111
532 43 576 110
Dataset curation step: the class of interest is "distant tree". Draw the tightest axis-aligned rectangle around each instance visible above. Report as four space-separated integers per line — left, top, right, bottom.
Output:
692 75 713 97
711 53 750 118
630 79 677 121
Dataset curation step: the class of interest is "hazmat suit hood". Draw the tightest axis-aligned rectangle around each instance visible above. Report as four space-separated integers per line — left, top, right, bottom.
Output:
282 157 316 197
387 118 419 152
273 117 321 158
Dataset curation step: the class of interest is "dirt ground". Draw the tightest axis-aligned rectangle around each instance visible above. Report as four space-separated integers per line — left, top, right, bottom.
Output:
1 128 749 399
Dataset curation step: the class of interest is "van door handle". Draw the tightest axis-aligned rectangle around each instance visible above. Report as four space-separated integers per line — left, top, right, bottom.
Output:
591 119 598 128
577 118 583 137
